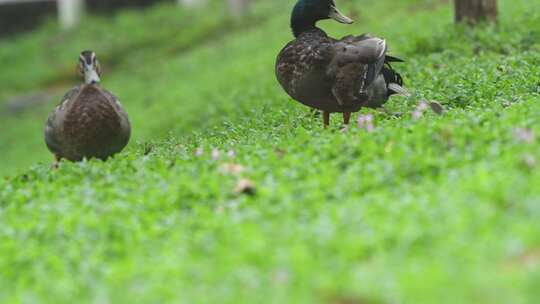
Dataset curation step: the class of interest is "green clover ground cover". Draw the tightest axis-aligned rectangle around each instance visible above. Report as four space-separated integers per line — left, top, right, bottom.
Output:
0 0 539 302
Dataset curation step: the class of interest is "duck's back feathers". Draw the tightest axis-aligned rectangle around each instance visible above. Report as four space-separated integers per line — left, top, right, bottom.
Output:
276 28 334 98
45 86 81 157
385 55 405 63
276 29 405 113
327 36 389 107
45 84 131 161
382 64 404 90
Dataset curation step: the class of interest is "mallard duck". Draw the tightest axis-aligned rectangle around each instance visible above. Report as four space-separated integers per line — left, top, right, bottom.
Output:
44 51 131 164
276 0 407 127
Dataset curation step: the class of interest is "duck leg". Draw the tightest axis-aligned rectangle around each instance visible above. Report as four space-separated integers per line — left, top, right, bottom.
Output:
323 111 330 128
341 112 351 132
343 112 351 125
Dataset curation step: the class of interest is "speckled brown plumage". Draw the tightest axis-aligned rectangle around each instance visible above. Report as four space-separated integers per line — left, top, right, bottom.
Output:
276 29 337 109
276 29 404 114
45 84 131 162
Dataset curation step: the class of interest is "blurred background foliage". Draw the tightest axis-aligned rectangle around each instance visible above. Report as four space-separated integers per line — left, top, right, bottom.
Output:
0 0 175 38
0 0 277 174
0 0 539 302
0 0 538 177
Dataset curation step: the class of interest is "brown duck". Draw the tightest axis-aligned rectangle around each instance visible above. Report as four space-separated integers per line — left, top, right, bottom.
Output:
45 51 131 164
276 0 407 128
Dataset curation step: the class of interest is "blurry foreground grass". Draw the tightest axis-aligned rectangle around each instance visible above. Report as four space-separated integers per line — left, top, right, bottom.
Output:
0 0 540 303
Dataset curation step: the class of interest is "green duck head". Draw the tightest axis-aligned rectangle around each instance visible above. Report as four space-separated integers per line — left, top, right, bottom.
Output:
291 0 353 37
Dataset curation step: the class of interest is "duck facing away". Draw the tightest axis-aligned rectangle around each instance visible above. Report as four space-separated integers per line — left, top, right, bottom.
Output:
276 0 407 127
45 51 131 164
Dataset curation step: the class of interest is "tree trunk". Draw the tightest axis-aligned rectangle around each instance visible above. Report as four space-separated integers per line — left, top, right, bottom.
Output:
58 0 84 29
178 0 206 7
454 0 497 25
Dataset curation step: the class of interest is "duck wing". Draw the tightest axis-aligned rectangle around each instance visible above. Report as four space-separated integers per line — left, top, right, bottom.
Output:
330 36 387 89
327 36 388 106
44 86 81 156
275 30 335 100
100 89 131 141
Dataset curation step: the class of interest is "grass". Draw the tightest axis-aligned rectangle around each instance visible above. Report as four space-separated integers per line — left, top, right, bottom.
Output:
1 0 540 302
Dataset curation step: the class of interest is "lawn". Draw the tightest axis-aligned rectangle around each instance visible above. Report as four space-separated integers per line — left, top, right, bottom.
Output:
0 0 539 303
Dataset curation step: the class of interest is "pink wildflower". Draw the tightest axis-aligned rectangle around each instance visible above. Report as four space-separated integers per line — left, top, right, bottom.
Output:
514 128 535 144
412 100 429 120
417 100 429 111
358 114 375 132
364 114 374 132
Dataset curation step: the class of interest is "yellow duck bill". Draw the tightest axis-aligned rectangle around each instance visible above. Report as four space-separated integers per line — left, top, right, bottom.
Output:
328 5 353 24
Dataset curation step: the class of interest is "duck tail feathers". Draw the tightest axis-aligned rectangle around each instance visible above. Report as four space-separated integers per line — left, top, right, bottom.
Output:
388 83 411 97
386 55 405 63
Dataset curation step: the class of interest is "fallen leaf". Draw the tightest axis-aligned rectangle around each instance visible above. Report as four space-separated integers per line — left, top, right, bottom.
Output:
500 247 540 272
219 163 245 175
429 101 444 115
522 154 537 169
326 293 380 304
235 178 256 196
274 148 287 158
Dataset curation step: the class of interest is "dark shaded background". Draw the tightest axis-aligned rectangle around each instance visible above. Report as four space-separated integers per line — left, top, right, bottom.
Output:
0 0 172 38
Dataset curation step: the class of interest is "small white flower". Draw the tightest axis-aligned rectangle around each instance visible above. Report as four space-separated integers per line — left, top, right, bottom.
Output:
211 149 220 161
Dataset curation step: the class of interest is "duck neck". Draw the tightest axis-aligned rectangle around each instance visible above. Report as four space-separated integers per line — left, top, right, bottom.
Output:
291 1 320 38
84 69 100 85
291 17 316 37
